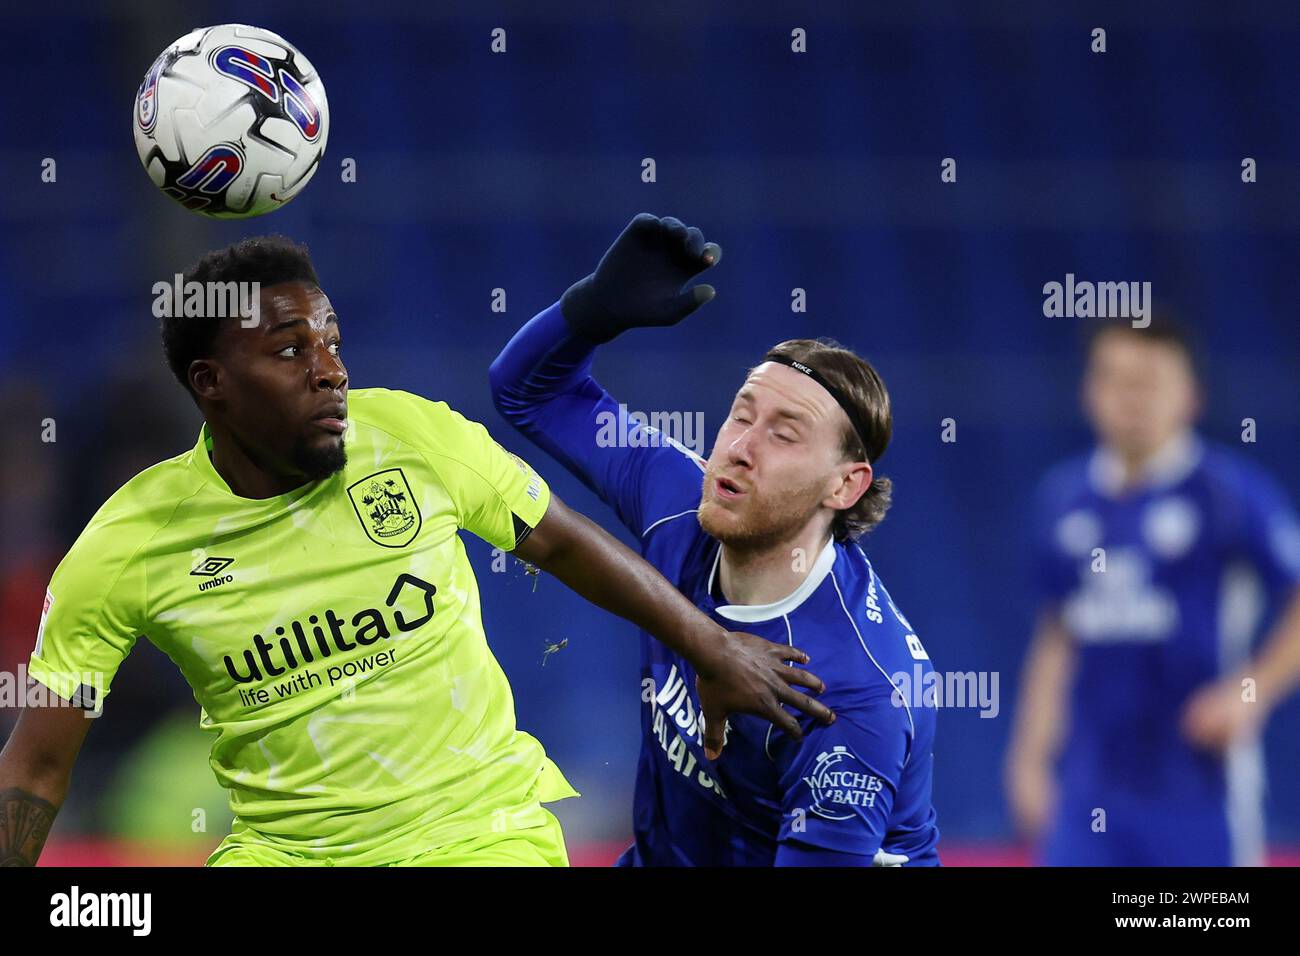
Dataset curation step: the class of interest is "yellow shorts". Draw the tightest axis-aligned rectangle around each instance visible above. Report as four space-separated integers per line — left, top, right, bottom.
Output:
206 807 569 867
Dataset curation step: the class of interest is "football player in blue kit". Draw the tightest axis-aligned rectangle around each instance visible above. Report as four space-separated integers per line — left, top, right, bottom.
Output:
1006 319 1300 866
490 214 940 866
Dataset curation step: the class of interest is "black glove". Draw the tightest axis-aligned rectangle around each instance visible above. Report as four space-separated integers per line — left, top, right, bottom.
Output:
560 213 722 344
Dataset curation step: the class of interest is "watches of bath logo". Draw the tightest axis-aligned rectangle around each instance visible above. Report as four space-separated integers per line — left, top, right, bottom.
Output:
802 746 884 820
349 469 422 548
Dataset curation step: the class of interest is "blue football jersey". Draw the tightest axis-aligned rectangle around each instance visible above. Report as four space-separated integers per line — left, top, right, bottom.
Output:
1034 434 1300 864
491 302 941 866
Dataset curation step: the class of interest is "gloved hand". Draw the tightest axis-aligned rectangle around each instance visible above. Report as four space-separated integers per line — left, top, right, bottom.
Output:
560 213 722 344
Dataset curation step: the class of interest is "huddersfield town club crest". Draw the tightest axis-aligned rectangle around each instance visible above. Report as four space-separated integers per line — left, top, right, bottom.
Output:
348 469 421 548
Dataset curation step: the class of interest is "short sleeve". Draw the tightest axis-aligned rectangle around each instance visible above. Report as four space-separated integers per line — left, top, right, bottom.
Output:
1032 470 1081 610
1229 463 1300 598
389 391 552 552
774 702 910 863
27 524 144 711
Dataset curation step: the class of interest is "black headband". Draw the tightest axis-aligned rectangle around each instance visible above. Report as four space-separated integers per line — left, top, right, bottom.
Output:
763 353 874 463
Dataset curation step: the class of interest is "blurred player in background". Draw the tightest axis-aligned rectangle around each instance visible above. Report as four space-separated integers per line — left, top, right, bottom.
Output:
1006 319 1300 866
491 214 940 866
0 235 833 868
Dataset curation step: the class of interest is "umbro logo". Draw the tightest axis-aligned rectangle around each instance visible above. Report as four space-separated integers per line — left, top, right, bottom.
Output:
191 557 234 576
191 556 235 592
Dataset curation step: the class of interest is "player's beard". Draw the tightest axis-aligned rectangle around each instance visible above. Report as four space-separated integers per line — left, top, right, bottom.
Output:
697 469 826 553
291 435 347 481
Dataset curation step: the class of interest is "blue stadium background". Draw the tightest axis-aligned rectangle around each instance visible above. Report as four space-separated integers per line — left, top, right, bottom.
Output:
0 0 1297 862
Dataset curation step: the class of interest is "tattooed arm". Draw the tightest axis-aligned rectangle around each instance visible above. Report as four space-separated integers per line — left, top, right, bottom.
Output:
0 698 95 866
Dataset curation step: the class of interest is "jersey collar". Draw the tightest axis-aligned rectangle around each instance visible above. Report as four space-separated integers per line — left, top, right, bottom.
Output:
1088 430 1203 498
188 423 330 506
709 536 837 623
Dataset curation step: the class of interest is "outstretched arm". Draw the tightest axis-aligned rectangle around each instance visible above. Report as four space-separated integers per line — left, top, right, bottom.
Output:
516 494 835 759
489 214 722 537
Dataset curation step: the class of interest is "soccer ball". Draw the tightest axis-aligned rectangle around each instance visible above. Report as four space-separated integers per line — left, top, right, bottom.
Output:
133 24 329 218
